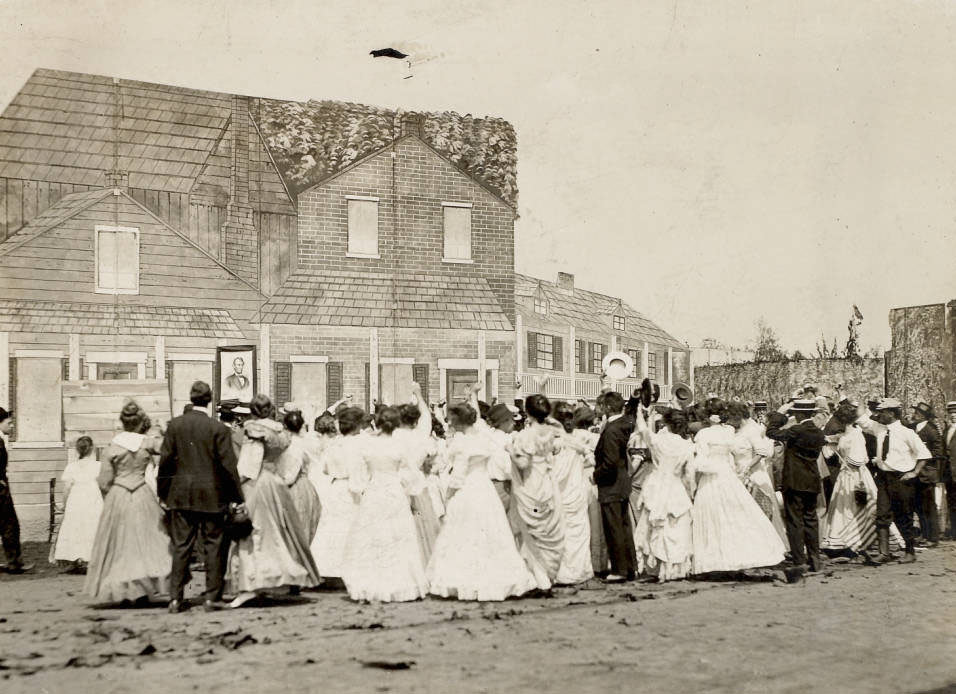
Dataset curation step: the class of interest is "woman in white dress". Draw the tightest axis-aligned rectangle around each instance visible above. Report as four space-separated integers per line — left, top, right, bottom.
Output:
427 403 538 601
508 394 566 589
341 406 428 602
550 402 595 585
632 406 695 581
309 407 364 581
727 402 789 549
279 410 321 545
53 436 103 568
691 400 786 574
822 402 904 556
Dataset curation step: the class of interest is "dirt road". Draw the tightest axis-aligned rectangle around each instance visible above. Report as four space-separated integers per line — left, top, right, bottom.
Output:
1 542 954 694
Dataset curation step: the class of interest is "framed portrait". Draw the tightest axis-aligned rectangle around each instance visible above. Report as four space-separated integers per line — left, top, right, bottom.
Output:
216 345 256 404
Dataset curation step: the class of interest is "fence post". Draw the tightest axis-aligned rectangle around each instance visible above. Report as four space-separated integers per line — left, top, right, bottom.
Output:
48 477 56 544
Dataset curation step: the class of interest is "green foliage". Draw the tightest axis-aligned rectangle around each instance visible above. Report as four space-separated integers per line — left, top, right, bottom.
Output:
753 317 787 363
257 99 518 206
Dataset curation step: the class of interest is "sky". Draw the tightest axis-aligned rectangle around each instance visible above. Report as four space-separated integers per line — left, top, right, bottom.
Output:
1 0 954 354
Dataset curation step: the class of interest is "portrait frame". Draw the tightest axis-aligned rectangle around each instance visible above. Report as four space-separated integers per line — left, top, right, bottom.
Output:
215 345 257 405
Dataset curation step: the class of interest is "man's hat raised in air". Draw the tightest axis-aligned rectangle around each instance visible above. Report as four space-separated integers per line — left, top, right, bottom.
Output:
788 399 818 413
876 397 903 410
946 401 956 413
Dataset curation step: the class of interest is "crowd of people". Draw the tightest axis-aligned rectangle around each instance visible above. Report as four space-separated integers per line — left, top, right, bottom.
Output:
1 379 954 612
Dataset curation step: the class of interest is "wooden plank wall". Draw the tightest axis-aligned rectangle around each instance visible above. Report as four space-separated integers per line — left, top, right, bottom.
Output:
62 379 172 450
0 178 98 241
129 188 224 260
258 210 297 295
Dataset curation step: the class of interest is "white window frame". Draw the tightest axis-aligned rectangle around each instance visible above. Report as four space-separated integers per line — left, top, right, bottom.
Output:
441 201 473 263
94 224 140 295
346 195 380 259
533 297 548 315
534 333 554 370
85 351 148 380
613 315 626 331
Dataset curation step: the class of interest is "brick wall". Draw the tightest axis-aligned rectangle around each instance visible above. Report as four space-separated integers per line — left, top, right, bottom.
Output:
269 324 515 405
694 357 885 408
296 137 516 323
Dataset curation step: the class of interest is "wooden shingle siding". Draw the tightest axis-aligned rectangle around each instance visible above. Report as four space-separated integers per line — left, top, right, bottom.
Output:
0 192 262 321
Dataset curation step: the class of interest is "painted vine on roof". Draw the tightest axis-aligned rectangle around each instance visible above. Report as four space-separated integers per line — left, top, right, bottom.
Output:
256 99 518 206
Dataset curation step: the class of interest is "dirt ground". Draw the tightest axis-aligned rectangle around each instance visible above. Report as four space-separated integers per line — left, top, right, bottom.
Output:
1 541 954 694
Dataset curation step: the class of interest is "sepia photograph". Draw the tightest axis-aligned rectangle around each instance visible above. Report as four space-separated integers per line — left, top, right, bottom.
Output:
0 1 953 693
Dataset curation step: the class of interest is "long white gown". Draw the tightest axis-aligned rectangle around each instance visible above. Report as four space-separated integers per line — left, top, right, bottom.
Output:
691 424 786 573
309 434 362 578
732 419 789 549
427 430 538 601
633 429 694 581
341 433 428 602
53 454 104 562
552 432 595 585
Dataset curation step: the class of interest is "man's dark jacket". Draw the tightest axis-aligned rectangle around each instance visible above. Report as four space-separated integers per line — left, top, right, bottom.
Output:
158 409 242 513
766 418 827 494
911 421 944 484
593 415 634 503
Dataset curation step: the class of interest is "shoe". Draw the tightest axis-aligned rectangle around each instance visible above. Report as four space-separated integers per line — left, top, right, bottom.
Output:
229 591 258 608
899 552 916 564
604 574 627 584
168 599 187 614
3 561 35 574
807 555 825 573
202 600 225 612
926 541 939 549
625 572 636 582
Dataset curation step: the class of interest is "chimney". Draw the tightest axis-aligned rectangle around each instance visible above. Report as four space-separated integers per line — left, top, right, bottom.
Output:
556 272 574 294
105 170 129 190
221 94 258 287
400 113 423 138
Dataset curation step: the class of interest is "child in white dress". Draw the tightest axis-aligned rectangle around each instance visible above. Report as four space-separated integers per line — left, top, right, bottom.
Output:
53 436 103 567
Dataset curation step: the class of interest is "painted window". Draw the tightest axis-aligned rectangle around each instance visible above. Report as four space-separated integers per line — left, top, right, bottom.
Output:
533 297 548 314
442 203 472 261
590 342 606 374
648 351 657 379
613 315 626 331
15 357 63 442
535 334 554 370
346 197 379 257
95 225 139 294
627 349 641 378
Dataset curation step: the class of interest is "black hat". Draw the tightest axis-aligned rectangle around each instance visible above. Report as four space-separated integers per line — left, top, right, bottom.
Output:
912 402 936 419
0 407 12 423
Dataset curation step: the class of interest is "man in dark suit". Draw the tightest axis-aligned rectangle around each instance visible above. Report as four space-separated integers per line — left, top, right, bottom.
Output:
592 391 636 582
943 401 956 540
0 407 32 574
909 402 943 547
158 381 242 613
766 399 827 571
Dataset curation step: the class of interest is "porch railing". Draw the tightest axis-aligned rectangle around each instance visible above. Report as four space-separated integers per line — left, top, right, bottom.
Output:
518 374 672 403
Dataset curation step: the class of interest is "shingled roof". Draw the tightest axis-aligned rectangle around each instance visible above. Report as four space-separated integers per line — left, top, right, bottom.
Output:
515 273 684 349
259 271 512 330
0 300 244 338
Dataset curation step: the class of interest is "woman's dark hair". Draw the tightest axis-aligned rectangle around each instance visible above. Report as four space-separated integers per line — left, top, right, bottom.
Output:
189 380 213 407
552 401 575 433
283 410 305 434
477 400 491 421
834 402 858 426
314 412 338 436
525 394 551 424
726 401 750 421
219 409 236 424
431 412 446 438
661 408 689 438
249 393 273 420
705 398 729 422
399 403 421 428
119 402 147 433
375 405 401 435
75 435 94 459
572 405 595 430
337 407 365 436
448 402 478 429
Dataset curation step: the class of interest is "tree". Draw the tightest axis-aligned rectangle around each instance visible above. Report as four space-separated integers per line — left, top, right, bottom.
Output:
753 317 787 363
864 345 884 359
790 349 806 361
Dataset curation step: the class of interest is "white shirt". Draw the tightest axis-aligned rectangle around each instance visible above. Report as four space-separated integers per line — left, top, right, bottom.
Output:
874 420 931 473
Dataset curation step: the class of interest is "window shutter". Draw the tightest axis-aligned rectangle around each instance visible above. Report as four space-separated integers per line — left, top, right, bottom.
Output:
273 361 292 408
7 357 15 442
79 358 85 381
164 361 172 382
61 357 69 381
412 364 429 400
552 336 563 372
527 331 538 368
326 362 343 405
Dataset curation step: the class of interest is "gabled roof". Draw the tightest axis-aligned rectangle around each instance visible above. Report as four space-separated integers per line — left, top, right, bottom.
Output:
260 270 513 330
0 188 112 255
0 186 263 295
516 273 684 349
0 300 244 337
